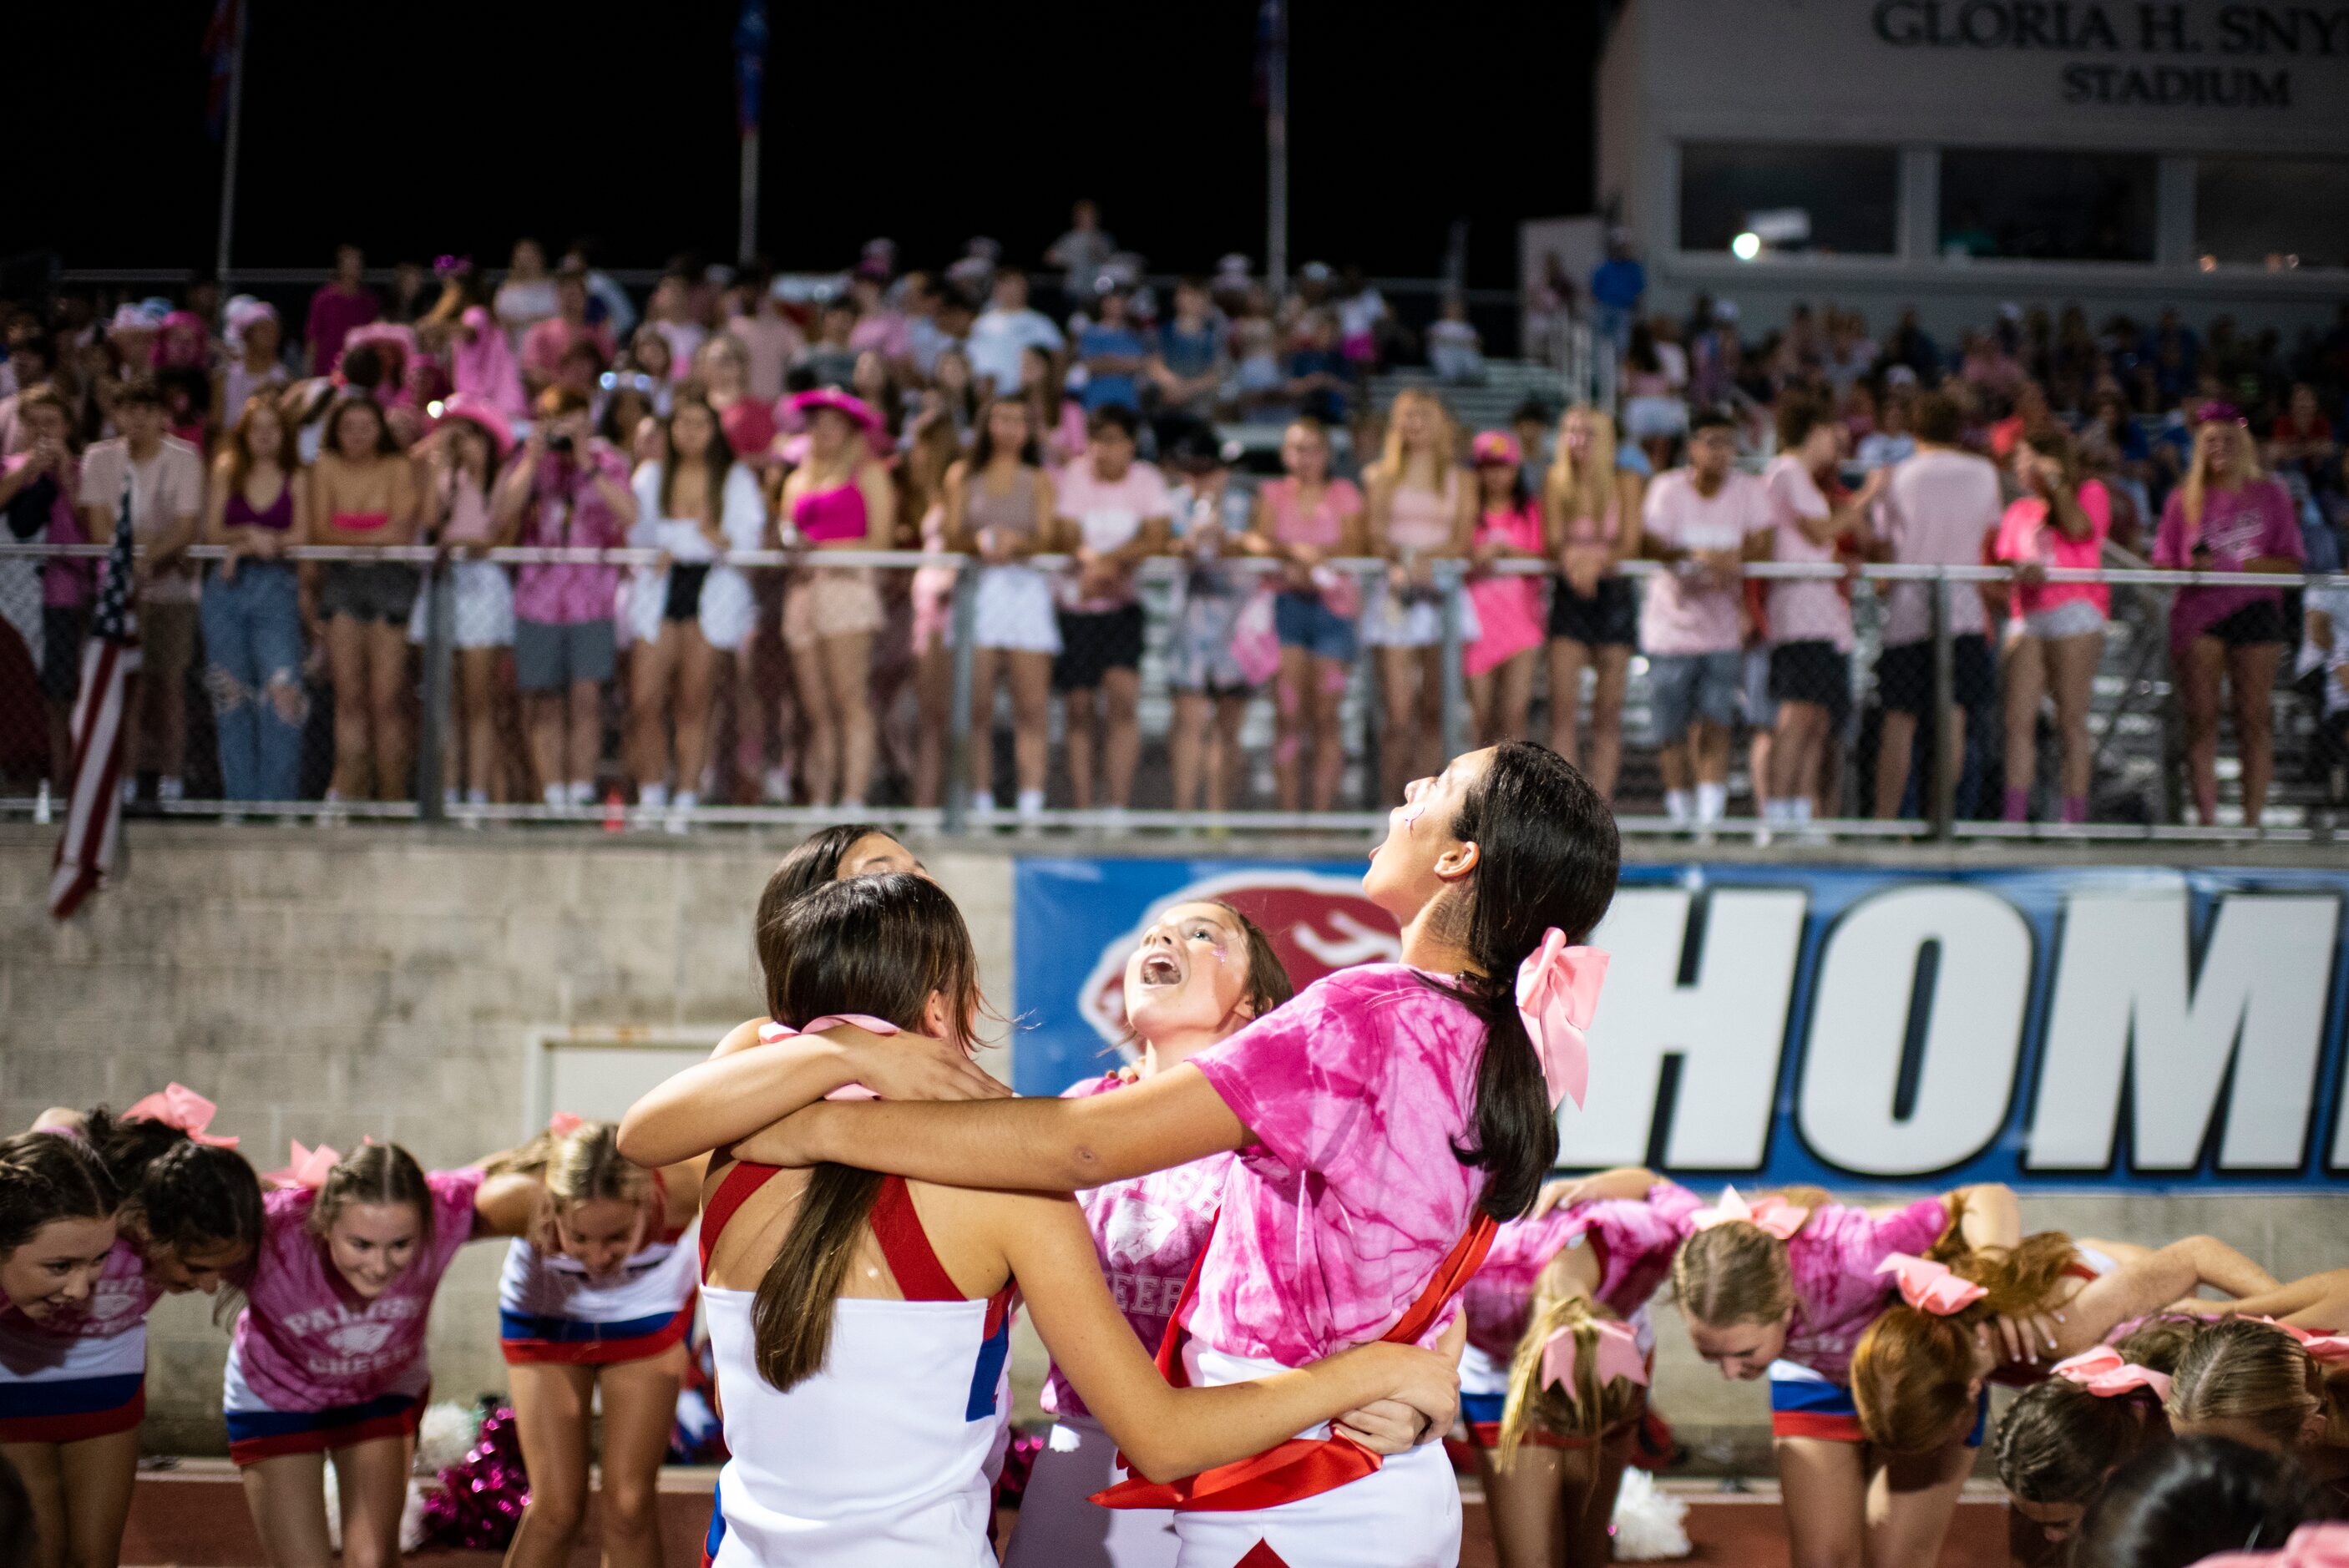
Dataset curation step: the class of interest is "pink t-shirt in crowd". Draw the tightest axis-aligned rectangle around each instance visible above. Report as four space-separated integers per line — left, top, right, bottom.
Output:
1762 455 1853 651
1466 503 1548 678
1778 1196 1951 1382
1183 964 1490 1366
2153 478 2303 647
229 1167 483 1412
304 284 380 374
1997 479 2112 619
1040 1074 1233 1421
519 319 618 385
510 447 630 625
1640 468 1769 656
1259 477 1364 549
1877 448 2000 645
1460 1181 1702 1364
1053 459 1172 613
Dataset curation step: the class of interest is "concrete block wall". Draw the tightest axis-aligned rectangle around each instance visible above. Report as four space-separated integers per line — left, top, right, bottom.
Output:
3 825 2341 1460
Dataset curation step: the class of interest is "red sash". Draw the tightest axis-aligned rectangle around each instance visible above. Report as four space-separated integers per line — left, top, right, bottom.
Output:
1091 1206 1497 1514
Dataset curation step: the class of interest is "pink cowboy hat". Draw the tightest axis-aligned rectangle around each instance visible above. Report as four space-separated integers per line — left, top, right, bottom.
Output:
436 393 515 462
785 387 888 448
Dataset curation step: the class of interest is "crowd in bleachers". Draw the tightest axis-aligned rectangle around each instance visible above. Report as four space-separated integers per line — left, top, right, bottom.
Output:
2 209 2345 825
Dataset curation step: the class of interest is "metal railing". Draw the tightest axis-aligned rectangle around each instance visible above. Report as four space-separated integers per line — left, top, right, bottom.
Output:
2 539 2336 841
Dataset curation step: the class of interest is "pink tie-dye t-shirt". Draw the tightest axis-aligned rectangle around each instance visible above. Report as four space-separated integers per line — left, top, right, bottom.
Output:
1461 1181 1703 1363
1042 1073 1232 1421
229 1167 484 1411
1777 1197 1952 1382
1182 964 1489 1366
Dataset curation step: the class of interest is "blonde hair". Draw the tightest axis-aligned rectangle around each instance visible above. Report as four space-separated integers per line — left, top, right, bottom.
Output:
1496 1292 1646 1473
1544 405 1619 534
483 1120 653 1212
1371 388 1457 492
1852 1230 2087 1454
2168 1318 2346 1449
1668 1186 1830 1328
2179 418 2264 529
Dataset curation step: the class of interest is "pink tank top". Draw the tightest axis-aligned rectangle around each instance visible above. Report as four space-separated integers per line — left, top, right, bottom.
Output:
1557 482 1621 547
440 482 494 545
792 480 868 544
1263 477 1363 549
1385 470 1457 554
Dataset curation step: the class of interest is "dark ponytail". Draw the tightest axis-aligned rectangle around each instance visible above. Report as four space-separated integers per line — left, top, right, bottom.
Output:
751 874 987 1391
83 1109 263 1272
0 1132 119 1257
1430 741 1619 1221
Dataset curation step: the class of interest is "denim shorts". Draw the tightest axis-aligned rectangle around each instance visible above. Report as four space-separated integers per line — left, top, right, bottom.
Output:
1273 590 1357 662
1647 649 1742 744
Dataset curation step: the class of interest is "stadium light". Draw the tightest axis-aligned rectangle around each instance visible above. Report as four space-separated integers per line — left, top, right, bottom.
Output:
1731 231 1763 261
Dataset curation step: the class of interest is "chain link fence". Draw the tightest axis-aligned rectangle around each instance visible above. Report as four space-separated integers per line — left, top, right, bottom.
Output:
2 538 2340 839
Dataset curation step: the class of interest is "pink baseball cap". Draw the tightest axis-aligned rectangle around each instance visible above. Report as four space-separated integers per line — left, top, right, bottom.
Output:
1471 430 1522 467
437 394 515 461
786 387 888 448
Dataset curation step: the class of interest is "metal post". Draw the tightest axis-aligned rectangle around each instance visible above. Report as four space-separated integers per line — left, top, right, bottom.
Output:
943 557 980 834
213 0 249 282
738 129 761 267
1437 559 1468 765
418 560 453 825
1263 0 1288 299
1928 574 1957 840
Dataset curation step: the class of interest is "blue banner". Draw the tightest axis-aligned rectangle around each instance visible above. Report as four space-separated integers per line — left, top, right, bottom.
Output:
1013 858 2349 1191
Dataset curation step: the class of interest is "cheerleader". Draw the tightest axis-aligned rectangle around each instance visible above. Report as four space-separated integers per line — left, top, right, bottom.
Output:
694 873 1461 1566
1995 1318 2195 1552
225 1141 492 1568
1666 1180 2018 1568
473 1119 705 1568
6 1090 261 1568
1458 1166 1698 1568
2167 1318 2349 1494
1851 1232 2281 1457
635 740 1621 1568
1486 1268 1653 1566
2174 1269 2349 1333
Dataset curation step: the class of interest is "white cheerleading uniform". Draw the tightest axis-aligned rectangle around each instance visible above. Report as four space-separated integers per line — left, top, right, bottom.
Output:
498 1214 698 1366
698 1162 1014 1568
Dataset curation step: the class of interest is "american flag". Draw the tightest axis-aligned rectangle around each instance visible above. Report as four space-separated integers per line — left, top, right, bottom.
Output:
204 0 240 140
48 480 140 920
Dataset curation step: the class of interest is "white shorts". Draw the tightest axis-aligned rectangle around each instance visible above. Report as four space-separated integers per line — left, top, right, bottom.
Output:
1002 1415 1177 1568
408 558 515 650
972 565 1061 655
1359 579 1480 650
2017 599 2107 640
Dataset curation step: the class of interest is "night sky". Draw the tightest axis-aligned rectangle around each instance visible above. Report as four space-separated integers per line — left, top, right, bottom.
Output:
13 1 1599 289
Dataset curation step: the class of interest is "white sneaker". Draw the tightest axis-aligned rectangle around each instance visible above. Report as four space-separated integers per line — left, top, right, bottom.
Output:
1015 789 1045 821
157 776 184 804
762 766 792 805
969 790 997 815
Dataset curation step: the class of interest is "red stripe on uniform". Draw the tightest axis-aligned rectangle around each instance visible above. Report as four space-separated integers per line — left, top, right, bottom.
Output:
228 1401 423 1466
500 1308 692 1366
1771 1408 1866 1443
0 1383 144 1444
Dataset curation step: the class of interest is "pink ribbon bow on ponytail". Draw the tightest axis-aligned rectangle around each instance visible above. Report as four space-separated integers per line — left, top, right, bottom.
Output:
545 1112 585 1137
1515 929 1608 1111
2188 1522 2349 1568
759 1015 904 1102
123 1084 239 1148
2053 1346 2173 1400
1876 1253 1987 1316
2249 1317 2349 1366
1539 1317 1651 1401
266 1140 342 1190
1690 1186 1810 1241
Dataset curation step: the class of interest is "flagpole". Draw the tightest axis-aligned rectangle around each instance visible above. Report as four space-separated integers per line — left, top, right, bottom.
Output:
735 0 767 267
1263 0 1288 301
214 0 248 283
739 127 760 266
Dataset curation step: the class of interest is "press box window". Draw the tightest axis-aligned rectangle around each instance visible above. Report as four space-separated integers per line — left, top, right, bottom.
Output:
2194 159 2349 269
1678 144 1898 256
1938 150 2155 262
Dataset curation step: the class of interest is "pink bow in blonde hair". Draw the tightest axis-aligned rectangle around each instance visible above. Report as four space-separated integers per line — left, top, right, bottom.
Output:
759 1015 904 1102
2188 1521 2349 1568
1691 1186 1810 1241
2249 1317 2349 1366
2053 1346 2173 1400
123 1083 239 1148
1876 1253 1987 1316
1516 929 1608 1111
266 1140 341 1190
545 1112 585 1137
1539 1317 1650 1401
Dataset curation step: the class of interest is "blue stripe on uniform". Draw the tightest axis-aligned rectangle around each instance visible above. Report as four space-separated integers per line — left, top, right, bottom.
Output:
0 1373 144 1419
223 1390 418 1442
1768 1378 1860 1417
964 1318 1010 1422
499 1308 681 1344
1460 1391 1506 1427
702 1474 726 1565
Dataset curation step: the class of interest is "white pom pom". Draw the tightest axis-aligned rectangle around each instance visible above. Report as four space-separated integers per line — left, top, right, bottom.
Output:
399 1479 433 1554
413 1399 481 1474
321 1458 341 1552
1608 1466 1693 1560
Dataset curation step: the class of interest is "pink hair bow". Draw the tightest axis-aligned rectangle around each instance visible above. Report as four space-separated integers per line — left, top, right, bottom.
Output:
123 1084 238 1148
2053 1346 2173 1400
759 1015 903 1102
266 1140 342 1190
1690 1186 1810 1242
1876 1253 1987 1316
2190 1522 2349 1568
546 1112 585 1137
1516 929 1608 1111
1539 1317 1651 1401
2249 1316 2349 1366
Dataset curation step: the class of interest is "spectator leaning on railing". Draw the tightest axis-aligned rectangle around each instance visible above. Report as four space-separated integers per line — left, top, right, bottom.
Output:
948 395 1060 820
1241 416 1364 815
779 387 895 811
307 394 420 806
1542 404 1642 802
200 393 307 804
1051 403 1171 817
1995 429 2112 826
